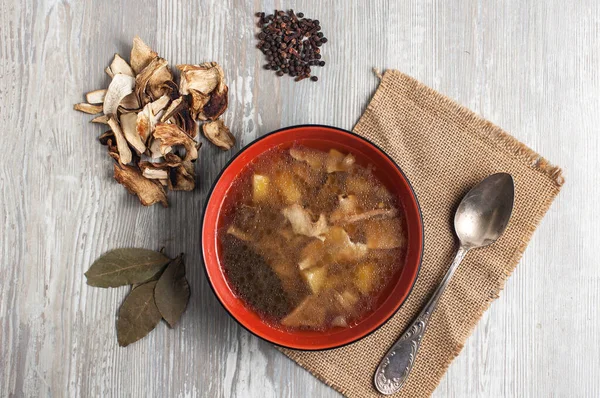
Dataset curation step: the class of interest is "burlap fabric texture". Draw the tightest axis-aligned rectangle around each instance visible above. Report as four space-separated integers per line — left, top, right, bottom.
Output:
281 70 563 398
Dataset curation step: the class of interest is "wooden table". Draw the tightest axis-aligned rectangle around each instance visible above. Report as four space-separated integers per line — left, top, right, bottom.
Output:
2 1 598 396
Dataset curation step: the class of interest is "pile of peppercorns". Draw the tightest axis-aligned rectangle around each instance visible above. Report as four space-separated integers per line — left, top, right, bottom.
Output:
255 10 327 82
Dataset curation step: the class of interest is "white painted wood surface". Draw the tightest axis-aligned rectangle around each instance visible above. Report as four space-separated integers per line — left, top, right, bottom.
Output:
1 0 598 396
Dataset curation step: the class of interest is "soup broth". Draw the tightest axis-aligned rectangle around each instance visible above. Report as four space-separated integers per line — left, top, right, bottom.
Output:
219 144 407 331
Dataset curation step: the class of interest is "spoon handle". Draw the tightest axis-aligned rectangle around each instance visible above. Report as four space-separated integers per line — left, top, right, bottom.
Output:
373 246 469 395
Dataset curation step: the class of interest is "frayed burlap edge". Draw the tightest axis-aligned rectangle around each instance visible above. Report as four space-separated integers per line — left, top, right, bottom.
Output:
366 69 564 187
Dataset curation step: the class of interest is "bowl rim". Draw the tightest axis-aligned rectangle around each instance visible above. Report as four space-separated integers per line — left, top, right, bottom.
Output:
201 124 424 351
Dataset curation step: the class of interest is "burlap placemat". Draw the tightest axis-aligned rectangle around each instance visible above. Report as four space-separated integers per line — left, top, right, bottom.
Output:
280 70 564 397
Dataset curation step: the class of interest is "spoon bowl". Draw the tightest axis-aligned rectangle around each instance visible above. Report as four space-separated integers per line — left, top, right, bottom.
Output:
454 173 515 248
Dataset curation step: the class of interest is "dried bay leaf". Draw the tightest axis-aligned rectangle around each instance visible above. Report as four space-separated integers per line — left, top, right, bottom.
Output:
85 248 170 288
154 254 190 327
131 270 163 290
117 281 161 347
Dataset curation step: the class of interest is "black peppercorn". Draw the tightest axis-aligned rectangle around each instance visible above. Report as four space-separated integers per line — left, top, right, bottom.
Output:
256 10 327 82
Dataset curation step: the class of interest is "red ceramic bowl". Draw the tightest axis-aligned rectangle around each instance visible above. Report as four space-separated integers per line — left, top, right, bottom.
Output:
202 125 423 350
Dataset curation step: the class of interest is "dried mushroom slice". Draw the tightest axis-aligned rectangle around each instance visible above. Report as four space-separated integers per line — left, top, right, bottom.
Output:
200 86 228 121
148 73 175 100
188 90 210 121
130 36 158 75
107 138 119 162
120 93 141 111
136 99 166 144
178 63 224 95
74 103 103 114
163 152 183 167
142 167 169 180
177 62 228 121
168 160 195 191
153 123 198 162
113 163 168 207
99 130 114 145
202 119 235 150
148 137 170 160
104 74 136 116
120 113 145 155
150 95 171 114
107 116 132 165
161 96 197 138
109 53 135 77
85 89 107 104
135 57 172 105
175 106 197 138
160 97 185 122
91 114 109 124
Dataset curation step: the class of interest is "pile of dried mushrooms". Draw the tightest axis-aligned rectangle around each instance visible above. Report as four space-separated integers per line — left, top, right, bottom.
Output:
74 36 236 207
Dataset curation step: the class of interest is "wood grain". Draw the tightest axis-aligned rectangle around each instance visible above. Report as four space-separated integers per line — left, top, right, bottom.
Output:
0 0 598 397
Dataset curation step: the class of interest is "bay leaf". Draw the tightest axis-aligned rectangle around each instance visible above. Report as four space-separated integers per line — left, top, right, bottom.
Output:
117 281 161 346
85 248 170 287
131 271 163 290
154 254 190 327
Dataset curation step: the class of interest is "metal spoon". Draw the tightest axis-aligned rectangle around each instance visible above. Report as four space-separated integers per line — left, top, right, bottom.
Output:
374 173 515 395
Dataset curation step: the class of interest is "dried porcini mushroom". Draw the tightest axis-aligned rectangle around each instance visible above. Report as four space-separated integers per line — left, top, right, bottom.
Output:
153 123 198 162
162 97 197 138
202 119 235 150
120 113 145 155
113 163 168 207
201 86 228 121
178 63 223 94
99 130 114 145
177 62 228 121
142 167 169 180
139 160 170 180
74 103 103 114
84 248 191 346
109 53 135 77
187 90 210 121
91 114 110 124
161 97 185 122
168 160 195 191
104 74 136 116
135 57 172 105
74 36 232 206
107 116 132 165
120 93 141 111
130 36 158 75
86 89 107 104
